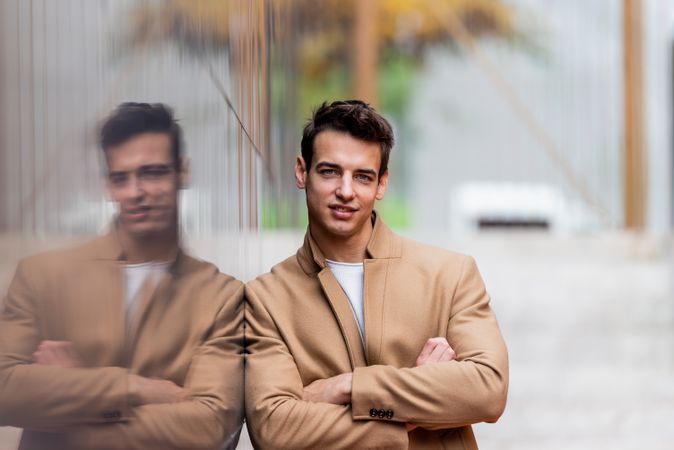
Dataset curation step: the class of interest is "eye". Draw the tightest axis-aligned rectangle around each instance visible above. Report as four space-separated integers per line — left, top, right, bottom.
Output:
354 173 374 183
140 166 171 180
109 173 127 185
318 168 339 177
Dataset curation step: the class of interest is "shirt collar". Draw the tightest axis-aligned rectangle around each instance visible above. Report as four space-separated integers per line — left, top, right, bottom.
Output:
94 221 185 276
296 212 402 275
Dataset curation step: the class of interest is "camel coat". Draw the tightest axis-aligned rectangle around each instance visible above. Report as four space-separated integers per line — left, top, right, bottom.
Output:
245 216 508 449
0 230 244 450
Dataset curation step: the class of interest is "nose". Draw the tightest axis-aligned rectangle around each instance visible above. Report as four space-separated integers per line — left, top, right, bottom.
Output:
125 174 146 200
336 175 355 201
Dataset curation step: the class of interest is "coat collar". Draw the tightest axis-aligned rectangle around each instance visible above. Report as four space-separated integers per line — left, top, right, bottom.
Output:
296 212 402 275
92 221 186 276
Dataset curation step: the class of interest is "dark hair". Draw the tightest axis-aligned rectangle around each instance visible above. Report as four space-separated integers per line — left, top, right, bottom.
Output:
99 102 183 167
301 100 394 178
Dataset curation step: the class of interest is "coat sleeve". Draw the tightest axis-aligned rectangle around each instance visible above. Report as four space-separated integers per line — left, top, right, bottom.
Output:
60 280 246 450
350 256 509 430
244 283 409 450
0 259 133 429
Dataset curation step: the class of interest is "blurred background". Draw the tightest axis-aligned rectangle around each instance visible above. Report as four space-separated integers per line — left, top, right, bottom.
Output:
1 0 673 449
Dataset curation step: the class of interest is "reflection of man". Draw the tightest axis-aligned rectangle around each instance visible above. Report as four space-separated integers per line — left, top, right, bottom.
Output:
0 103 244 450
245 100 508 449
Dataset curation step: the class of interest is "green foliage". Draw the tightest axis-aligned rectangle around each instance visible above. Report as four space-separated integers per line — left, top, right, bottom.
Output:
261 195 410 230
297 66 351 123
376 196 411 229
261 196 308 230
378 53 417 120
293 53 417 123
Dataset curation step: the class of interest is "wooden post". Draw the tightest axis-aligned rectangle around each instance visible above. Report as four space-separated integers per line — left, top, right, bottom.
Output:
623 0 646 229
354 0 378 106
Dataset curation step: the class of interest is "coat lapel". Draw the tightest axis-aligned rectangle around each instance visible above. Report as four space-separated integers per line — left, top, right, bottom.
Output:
89 229 128 365
96 260 126 366
297 213 402 369
92 223 183 367
317 268 367 369
362 216 401 365
362 258 389 365
124 253 183 363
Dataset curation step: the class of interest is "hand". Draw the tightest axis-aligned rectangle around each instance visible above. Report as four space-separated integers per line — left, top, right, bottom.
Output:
405 337 456 433
302 372 353 405
128 374 188 406
415 337 456 367
33 340 83 368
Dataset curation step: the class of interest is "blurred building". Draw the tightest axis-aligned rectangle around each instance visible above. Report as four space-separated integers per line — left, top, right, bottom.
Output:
409 0 673 234
0 0 271 238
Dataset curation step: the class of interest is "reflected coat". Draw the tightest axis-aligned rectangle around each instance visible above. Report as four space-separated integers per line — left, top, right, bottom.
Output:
0 230 244 450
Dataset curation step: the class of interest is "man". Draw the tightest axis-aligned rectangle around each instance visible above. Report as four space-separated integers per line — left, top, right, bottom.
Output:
0 103 244 449
245 100 508 449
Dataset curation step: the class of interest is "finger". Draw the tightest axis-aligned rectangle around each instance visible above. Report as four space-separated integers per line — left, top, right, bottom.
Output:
438 346 456 362
64 343 83 366
35 341 64 364
416 340 437 363
38 340 65 349
37 341 51 352
38 347 61 365
50 343 70 360
416 337 447 365
37 341 67 359
426 340 449 363
302 380 320 402
38 342 74 367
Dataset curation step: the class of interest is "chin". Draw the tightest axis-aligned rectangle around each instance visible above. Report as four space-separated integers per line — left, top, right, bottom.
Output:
125 222 168 238
325 223 358 238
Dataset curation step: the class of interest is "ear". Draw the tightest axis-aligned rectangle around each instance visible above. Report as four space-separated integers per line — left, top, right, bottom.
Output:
178 157 190 189
295 155 307 189
375 170 389 201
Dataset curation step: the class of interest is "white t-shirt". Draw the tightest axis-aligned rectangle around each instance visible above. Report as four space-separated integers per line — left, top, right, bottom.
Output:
326 259 365 341
124 261 170 329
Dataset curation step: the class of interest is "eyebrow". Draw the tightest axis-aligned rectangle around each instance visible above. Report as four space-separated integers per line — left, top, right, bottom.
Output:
108 164 171 175
314 161 378 177
140 163 172 169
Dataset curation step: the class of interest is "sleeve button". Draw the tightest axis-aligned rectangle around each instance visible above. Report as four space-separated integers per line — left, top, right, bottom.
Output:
369 408 378 417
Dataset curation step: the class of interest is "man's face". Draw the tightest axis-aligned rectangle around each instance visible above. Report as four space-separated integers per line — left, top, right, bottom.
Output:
295 129 388 240
105 132 186 238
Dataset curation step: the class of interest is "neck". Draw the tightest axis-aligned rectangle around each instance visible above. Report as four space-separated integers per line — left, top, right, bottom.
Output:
310 220 373 263
117 224 179 264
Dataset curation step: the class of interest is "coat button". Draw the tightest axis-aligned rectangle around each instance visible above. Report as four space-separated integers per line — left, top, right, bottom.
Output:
369 408 378 417
386 409 394 419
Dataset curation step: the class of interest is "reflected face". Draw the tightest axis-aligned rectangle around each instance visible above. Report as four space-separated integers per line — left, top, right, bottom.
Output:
296 130 388 240
105 133 186 238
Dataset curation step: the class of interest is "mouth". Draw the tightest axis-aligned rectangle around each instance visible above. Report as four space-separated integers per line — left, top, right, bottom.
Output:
125 206 152 221
329 204 358 219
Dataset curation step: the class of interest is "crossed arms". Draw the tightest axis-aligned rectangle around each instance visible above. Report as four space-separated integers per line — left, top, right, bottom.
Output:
0 260 244 450
244 256 508 450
